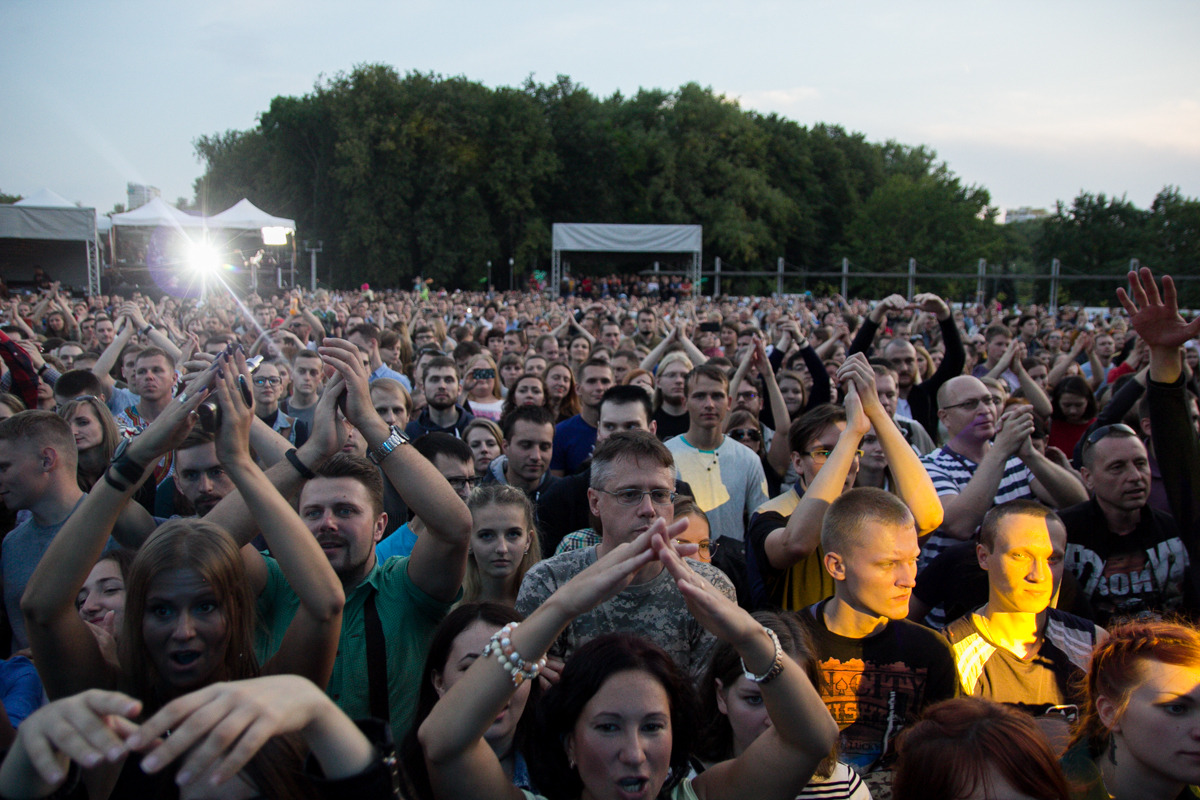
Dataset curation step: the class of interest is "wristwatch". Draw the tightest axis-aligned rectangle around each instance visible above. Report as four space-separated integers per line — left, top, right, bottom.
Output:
366 425 410 465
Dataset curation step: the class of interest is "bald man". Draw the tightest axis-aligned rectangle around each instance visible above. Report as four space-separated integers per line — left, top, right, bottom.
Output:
918 376 1086 575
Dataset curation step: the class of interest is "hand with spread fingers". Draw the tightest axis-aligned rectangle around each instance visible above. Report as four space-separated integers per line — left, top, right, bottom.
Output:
126 367 216 465
0 690 142 792
1117 267 1200 351
128 676 373 788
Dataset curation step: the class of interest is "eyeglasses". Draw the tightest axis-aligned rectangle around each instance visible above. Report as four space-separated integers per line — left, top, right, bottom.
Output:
728 428 762 443
594 488 677 506
941 396 998 413
736 391 759 402
804 449 864 464
673 538 719 557
446 476 479 492
253 377 282 387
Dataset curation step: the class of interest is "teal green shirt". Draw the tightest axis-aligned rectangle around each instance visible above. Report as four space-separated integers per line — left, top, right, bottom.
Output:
254 554 455 742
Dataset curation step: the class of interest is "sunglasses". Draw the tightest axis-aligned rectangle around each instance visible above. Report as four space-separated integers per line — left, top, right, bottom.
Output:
728 428 762 443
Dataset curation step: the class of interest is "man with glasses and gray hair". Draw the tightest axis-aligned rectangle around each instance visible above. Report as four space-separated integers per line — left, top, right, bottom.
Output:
919 375 1087 576
517 431 735 679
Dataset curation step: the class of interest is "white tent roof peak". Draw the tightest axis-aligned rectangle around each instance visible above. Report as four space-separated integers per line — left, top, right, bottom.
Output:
208 198 295 231
14 188 83 208
111 197 206 228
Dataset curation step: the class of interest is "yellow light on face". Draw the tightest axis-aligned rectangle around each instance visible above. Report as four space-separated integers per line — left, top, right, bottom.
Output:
261 227 291 246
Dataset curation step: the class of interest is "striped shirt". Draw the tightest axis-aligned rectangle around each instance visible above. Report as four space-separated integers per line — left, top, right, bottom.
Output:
919 446 1035 570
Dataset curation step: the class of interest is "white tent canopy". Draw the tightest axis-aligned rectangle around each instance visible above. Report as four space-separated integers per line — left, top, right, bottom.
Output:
110 197 206 228
550 223 702 296
207 198 295 232
0 188 100 293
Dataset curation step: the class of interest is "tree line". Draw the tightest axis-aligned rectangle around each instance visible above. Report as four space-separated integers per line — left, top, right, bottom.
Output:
192 64 1200 304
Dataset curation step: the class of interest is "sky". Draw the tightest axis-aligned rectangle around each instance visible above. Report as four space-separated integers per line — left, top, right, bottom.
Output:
2 1 1197 218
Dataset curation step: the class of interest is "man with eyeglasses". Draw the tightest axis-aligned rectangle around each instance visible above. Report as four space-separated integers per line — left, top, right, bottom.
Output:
919 376 1087 584
251 360 302 445
517 431 735 679
375 433 475 562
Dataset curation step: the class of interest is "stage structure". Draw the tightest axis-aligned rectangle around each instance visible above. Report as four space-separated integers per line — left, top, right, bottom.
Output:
0 189 101 295
550 223 702 298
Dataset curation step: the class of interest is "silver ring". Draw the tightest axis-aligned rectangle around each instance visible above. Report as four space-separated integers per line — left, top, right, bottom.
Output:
177 391 188 404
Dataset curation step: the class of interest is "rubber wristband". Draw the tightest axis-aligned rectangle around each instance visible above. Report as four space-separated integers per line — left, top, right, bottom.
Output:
285 448 317 480
103 468 131 493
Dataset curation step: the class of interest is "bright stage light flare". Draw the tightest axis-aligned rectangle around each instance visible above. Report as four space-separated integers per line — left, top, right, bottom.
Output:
261 226 291 246
188 242 222 276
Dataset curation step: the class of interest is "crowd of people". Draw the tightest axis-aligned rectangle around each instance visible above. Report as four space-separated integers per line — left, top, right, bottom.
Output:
0 266 1198 799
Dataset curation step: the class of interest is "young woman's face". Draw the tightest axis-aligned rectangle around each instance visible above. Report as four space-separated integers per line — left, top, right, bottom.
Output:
1058 392 1089 423
546 366 572 400
466 429 502 475
501 362 523 389
142 567 229 689
76 558 125 627
569 337 591 362
435 620 532 749
630 373 654 395
778 378 804 415
569 670 673 800
68 404 104 451
470 503 532 583
716 674 768 757
1104 658 1200 788
468 359 496 398
513 378 545 407
672 513 712 564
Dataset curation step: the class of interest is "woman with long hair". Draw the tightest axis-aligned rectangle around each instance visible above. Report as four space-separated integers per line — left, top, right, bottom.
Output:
724 409 783 498
1048 375 1098 456
697 610 869 799
462 485 542 607
18 356 347 795
57 396 121 491
894 697 1070 800
567 334 592 374
500 374 550 420
464 418 505 479
419 519 838 800
463 353 505 421
544 362 581 424
1061 619 1200 799
400 603 539 800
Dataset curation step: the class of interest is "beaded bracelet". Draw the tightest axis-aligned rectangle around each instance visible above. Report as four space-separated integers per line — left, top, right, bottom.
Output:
481 622 547 687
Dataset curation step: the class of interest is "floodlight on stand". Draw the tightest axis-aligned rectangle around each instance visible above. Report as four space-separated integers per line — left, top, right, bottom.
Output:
261 227 290 246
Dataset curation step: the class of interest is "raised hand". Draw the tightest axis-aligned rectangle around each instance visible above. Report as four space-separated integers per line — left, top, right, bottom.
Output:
995 405 1035 459
553 522 674 619
913 292 951 319
1116 267 1200 350
210 351 255 467
317 338 375 431
650 524 759 648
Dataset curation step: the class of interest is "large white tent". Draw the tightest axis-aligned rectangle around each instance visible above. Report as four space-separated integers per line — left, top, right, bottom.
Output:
110 197 207 229
550 223 702 297
207 198 295 232
0 189 100 294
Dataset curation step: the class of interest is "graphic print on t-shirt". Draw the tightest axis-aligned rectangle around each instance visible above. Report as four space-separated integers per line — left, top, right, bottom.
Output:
818 656 928 770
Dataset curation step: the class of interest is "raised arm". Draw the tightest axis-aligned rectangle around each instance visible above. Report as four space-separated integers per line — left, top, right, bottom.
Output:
91 317 133 397
22 379 216 699
655 531 839 800
1047 332 1089 390
121 301 182 363
764 380 869 569
755 339 792 476
841 356 943 535
640 327 680 371
320 338 472 603
936 407 1033 541
210 353 344 687
1011 344 1053 417
420 524 672 800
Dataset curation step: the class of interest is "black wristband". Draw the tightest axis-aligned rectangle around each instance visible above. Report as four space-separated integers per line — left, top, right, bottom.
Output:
285 448 317 480
139 323 153 336
110 453 147 487
103 468 131 493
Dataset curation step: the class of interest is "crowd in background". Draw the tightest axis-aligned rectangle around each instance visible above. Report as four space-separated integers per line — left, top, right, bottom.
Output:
0 267 1197 800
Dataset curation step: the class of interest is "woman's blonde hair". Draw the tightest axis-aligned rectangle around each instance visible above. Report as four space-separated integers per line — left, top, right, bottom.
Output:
57 396 121 491
462 484 542 604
